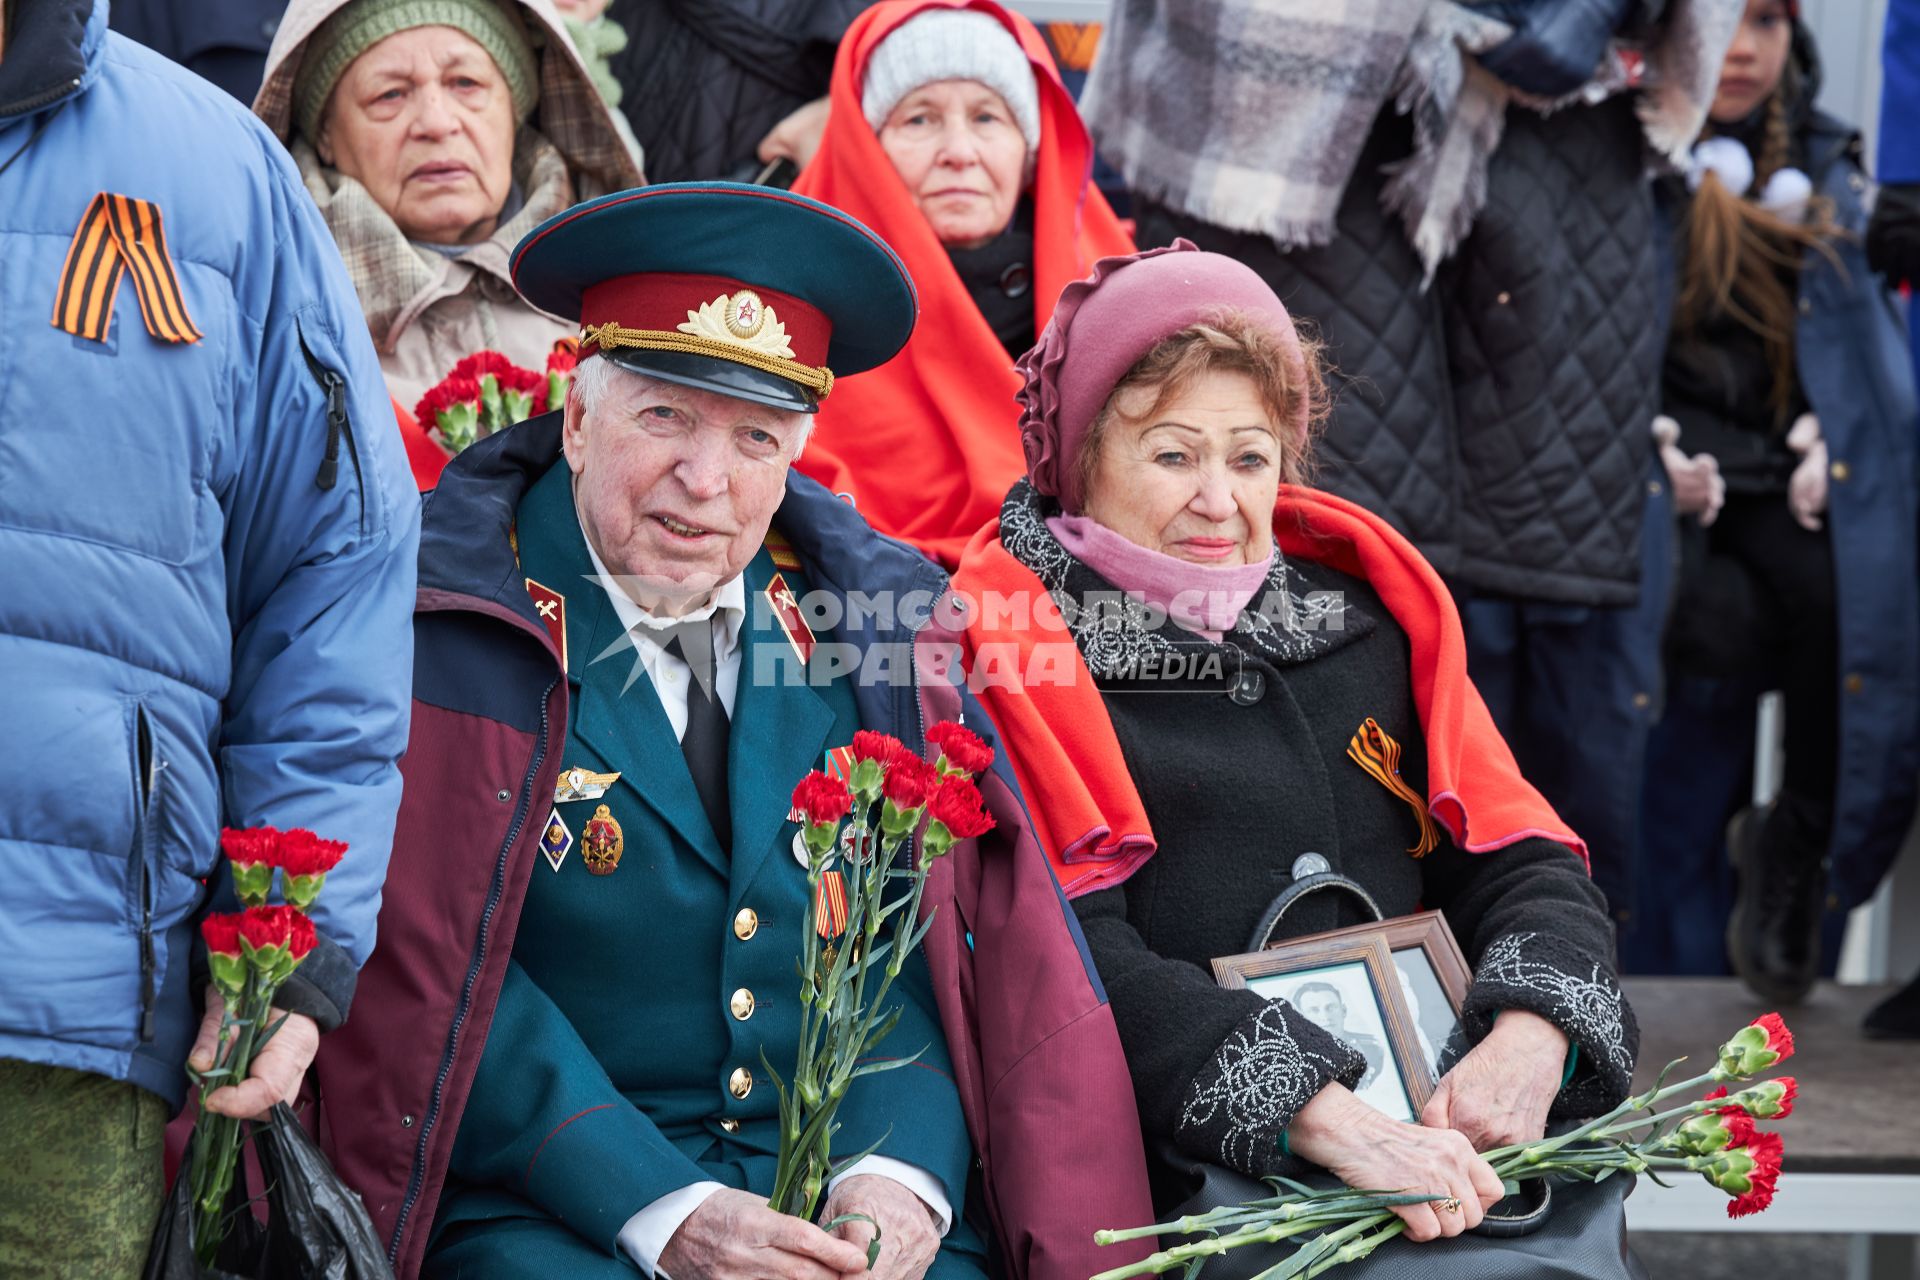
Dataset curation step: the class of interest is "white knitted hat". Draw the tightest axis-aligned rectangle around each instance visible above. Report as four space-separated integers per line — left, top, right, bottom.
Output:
860 10 1041 155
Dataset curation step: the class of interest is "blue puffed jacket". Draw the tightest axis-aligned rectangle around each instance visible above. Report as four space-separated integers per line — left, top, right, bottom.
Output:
0 0 420 1107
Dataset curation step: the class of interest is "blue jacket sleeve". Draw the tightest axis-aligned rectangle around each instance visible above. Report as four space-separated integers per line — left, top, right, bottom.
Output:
215 146 421 1027
1883 0 1920 182
449 960 715 1255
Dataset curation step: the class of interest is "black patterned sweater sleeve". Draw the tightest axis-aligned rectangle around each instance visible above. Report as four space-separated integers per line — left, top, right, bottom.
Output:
1421 837 1639 1116
1073 887 1366 1180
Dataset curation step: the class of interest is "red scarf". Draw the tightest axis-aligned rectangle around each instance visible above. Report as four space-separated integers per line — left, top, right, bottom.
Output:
789 0 1134 567
946 486 1587 897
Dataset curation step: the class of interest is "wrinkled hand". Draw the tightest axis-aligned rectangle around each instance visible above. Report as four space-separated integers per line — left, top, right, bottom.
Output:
1422 1008 1568 1153
819 1174 940 1280
757 96 831 171
1288 1084 1504 1243
660 1188 871 1280
1786 413 1828 532
188 988 319 1120
1654 415 1725 526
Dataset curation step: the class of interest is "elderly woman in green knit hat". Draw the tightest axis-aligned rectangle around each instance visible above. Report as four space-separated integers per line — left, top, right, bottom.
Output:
254 0 643 417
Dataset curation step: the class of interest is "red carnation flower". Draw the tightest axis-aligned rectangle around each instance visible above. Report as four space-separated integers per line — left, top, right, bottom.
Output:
276 829 347 879
287 910 317 961
547 347 578 375
927 721 994 775
927 776 996 842
1769 1077 1799 1119
219 827 278 868
238 904 296 953
882 754 939 811
201 913 244 957
1723 1111 1756 1149
1726 1132 1785 1219
851 730 908 770
1752 1013 1794 1064
792 771 854 828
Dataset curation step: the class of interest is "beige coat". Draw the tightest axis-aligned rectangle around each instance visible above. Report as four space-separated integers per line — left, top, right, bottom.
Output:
255 0 644 414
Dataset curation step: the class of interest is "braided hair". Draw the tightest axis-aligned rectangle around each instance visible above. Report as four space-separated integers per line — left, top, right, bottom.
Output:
1675 66 1842 425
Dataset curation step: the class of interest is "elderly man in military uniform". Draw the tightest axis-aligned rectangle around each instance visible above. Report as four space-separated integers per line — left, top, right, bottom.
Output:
308 183 1000 1280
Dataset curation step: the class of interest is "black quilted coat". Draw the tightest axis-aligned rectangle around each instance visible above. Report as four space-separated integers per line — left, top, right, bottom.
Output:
1139 96 1664 607
607 0 865 183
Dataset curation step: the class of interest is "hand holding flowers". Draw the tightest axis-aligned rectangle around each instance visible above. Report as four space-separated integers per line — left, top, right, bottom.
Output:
1094 1013 1801 1279
769 723 996 1231
184 825 347 1266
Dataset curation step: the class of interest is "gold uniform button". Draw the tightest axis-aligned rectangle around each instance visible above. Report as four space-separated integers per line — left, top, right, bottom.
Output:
728 1067 753 1099
1845 672 1865 694
719 1117 741 1134
1830 460 1851 483
733 908 759 940
730 988 756 1020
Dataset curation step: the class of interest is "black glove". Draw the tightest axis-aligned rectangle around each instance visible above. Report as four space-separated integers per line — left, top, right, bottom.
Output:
1866 183 1920 288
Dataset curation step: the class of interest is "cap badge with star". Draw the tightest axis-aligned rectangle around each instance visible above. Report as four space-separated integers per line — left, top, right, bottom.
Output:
510 183 918 414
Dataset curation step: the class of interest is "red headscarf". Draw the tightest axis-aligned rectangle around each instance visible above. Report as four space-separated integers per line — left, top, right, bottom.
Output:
790 0 1134 567
943 487 1588 899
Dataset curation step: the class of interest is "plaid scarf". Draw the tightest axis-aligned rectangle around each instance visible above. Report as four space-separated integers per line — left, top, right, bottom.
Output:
1083 0 1740 279
294 127 577 347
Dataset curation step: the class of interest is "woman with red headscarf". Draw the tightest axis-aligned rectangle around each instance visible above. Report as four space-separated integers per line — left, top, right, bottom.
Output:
790 0 1133 566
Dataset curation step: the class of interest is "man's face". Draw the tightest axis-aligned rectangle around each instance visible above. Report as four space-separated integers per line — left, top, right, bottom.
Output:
1297 988 1347 1037
564 366 807 616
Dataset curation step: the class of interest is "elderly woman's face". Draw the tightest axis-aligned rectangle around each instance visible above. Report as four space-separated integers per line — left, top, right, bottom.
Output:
318 25 517 246
877 79 1026 250
562 366 809 618
1081 369 1281 567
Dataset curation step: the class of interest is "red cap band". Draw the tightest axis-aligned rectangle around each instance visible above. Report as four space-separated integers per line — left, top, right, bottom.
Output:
579 272 832 368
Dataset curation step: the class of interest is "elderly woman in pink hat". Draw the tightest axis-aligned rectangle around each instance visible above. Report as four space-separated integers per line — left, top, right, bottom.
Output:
946 243 1637 1246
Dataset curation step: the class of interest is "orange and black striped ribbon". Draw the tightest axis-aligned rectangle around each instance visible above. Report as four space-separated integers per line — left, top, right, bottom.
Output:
1347 717 1441 857
51 193 203 345
814 869 850 940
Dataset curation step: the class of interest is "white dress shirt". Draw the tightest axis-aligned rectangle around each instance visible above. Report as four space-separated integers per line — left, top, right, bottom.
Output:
576 521 952 1275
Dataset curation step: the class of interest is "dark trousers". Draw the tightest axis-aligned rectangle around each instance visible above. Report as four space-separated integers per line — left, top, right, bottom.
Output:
1461 465 1674 925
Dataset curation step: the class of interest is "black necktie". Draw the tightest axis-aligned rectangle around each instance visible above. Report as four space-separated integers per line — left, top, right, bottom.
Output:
664 621 731 851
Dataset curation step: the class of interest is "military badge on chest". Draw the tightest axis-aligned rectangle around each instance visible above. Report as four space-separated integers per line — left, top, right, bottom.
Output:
582 803 625 875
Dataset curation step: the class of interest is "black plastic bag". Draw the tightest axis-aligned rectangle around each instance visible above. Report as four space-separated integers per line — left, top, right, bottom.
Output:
145 1105 393 1280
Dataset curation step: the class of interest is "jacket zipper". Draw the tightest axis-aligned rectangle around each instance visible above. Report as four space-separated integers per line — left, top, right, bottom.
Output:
0 75 84 121
299 335 365 531
132 705 161 1043
387 676 558 1262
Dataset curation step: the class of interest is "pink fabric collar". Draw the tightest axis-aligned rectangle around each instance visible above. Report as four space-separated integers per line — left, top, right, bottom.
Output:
1046 512 1273 642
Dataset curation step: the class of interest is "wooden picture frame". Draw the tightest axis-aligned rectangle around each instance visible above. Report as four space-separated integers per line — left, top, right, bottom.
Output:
1212 932 1432 1122
1212 912 1472 1117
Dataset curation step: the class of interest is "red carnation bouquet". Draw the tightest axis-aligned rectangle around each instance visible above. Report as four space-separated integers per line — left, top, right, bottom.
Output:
186 825 346 1266
1092 1013 1802 1278
414 345 576 455
770 723 997 1232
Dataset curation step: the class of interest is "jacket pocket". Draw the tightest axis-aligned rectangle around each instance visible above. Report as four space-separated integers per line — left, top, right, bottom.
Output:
127 702 163 1043
297 319 366 535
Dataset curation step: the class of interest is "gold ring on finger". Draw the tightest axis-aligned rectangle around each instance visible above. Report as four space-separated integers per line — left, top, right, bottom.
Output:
1438 1197 1462 1214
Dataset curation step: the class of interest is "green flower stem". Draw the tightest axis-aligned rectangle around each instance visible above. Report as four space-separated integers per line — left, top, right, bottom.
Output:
1297 1218 1403 1279
1088 1212 1359 1280
1480 1068 1718 1168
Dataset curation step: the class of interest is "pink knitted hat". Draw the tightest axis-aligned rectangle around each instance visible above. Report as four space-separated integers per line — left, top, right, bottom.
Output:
1016 240 1311 514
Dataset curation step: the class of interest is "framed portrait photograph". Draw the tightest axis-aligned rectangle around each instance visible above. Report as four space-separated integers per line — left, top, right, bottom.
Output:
1212 912 1472 1118
1212 934 1426 1122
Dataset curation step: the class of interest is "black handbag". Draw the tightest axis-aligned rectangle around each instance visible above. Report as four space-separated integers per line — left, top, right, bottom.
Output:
1154 873 1645 1279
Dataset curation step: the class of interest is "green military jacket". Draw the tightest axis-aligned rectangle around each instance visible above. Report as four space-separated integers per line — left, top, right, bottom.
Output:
430 459 972 1258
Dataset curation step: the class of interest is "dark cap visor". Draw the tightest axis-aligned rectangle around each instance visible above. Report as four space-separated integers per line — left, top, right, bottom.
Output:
593 349 821 415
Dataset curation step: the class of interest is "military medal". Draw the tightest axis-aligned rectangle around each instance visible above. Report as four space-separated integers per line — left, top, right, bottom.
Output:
525 578 567 669
582 804 624 875
539 808 575 873
556 765 620 804
765 572 814 664
814 869 850 940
